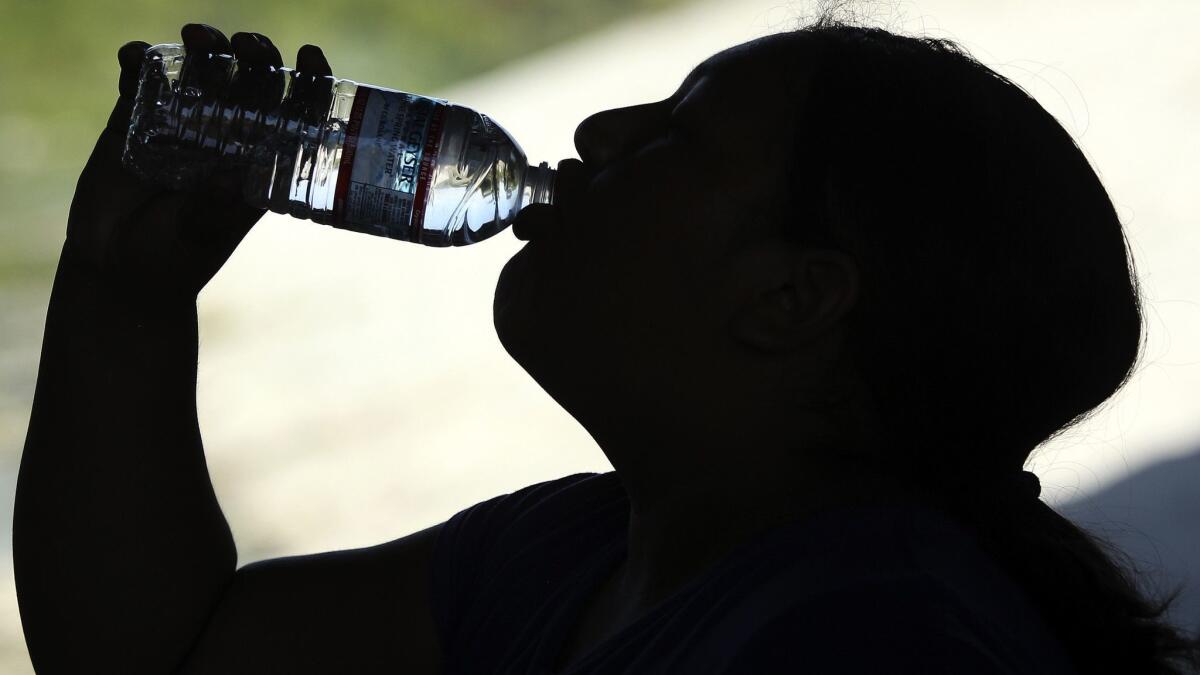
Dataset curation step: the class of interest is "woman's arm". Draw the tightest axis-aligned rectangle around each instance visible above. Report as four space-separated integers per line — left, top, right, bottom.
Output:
15 249 234 674
13 24 333 673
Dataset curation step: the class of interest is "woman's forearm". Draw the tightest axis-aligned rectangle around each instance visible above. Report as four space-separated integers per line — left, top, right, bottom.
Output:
13 252 237 674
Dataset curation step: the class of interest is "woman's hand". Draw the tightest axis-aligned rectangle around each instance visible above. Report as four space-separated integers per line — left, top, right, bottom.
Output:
63 23 333 315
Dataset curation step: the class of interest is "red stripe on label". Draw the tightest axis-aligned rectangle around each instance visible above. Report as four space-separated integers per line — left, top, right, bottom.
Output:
333 89 371 226
409 102 448 242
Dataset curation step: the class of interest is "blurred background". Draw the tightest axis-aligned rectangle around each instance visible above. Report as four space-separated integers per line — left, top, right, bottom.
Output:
2 0 1198 671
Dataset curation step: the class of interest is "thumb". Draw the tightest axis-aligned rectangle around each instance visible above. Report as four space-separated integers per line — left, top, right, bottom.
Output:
105 41 151 138
117 41 151 99
66 42 160 263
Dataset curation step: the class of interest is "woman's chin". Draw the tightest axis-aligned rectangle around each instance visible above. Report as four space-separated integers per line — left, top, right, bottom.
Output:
495 242 532 303
493 245 536 346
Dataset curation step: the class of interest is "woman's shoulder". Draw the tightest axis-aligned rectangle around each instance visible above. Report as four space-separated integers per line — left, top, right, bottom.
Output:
691 501 1079 674
710 562 1076 674
719 575 1023 673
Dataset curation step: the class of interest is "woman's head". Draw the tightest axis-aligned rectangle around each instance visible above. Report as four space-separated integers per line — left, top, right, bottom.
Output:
780 22 1148 483
496 33 877 461
498 16 1200 672
498 21 1143 477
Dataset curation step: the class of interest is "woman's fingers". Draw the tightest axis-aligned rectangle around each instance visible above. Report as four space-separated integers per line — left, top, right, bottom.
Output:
181 23 232 54
296 44 332 76
291 44 334 119
73 76 162 267
178 24 234 102
116 41 150 99
106 40 150 137
230 32 284 68
98 40 157 186
229 32 259 61
251 32 284 67
225 31 285 108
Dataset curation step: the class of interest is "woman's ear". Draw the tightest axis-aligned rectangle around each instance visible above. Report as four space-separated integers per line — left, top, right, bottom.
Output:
727 248 859 355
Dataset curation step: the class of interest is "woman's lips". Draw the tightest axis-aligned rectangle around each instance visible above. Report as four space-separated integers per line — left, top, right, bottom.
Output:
512 158 589 242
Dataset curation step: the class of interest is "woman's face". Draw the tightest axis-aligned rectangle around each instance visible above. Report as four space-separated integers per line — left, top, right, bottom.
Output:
494 34 811 429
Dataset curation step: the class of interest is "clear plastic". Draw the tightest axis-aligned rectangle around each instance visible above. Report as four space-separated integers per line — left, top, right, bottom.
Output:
122 43 556 246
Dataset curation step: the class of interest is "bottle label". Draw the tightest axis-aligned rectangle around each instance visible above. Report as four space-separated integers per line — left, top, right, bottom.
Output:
333 87 447 240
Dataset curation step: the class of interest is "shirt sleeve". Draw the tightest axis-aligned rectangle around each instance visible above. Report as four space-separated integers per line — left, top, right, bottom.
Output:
427 472 602 657
720 579 1018 675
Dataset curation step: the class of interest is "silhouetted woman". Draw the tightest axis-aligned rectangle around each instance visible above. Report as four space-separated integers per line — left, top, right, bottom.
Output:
15 13 1200 675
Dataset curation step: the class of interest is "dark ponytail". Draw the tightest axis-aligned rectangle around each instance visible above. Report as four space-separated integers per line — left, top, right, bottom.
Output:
779 15 1200 674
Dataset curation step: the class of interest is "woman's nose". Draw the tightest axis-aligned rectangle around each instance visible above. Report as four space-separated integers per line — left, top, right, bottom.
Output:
573 105 658 168
573 110 618 167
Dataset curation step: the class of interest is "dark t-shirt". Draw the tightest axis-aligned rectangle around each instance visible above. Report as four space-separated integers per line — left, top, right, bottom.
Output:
429 471 1078 674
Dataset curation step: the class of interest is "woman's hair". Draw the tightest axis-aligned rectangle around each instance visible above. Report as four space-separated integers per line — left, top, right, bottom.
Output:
776 13 1200 674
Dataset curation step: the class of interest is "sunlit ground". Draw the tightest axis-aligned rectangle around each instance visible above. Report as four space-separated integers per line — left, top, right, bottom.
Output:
4 0 1200 670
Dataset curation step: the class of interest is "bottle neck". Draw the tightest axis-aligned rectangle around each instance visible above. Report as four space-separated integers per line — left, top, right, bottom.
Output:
525 161 557 206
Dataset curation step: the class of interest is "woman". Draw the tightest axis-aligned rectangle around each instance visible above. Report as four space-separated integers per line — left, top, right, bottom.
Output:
14 14 1199 675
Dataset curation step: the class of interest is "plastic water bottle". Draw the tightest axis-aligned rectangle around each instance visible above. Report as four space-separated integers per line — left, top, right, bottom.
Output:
122 43 556 246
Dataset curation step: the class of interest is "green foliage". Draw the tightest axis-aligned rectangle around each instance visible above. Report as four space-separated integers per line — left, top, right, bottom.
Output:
0 0 685 280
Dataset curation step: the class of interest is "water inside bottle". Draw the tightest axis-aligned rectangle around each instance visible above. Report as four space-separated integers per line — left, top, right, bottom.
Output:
124 43 555 247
